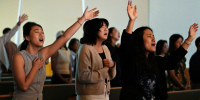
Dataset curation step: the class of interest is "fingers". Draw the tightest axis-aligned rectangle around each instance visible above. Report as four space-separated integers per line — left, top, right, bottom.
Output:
84 6 88 14
89 8 97 12
93 10 99 17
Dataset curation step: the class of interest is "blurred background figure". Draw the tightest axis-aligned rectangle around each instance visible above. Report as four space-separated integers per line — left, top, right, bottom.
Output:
156 40 168 57
51 31 72 84
68 38 79 78
105 27 121 87
1 28 17 74
167 34 190 91
189 37 200 89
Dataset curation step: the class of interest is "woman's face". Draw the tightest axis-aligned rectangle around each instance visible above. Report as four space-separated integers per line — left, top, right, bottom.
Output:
174 37 183 49
97 22 108 41
110 28 120 41
73 40 79 53
143 29 156 52
26 25 45 47
162 42 168 54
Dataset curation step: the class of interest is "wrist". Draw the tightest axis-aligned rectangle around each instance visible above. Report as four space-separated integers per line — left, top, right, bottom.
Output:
184 38 192 45
17 22 21 26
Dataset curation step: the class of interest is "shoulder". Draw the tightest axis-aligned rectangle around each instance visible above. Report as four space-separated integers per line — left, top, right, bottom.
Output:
13 52 25 63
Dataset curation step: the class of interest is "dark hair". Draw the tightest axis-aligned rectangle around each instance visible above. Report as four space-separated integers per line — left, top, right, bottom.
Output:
130 26 157 76
168 34 183 53
3 28 11 34
104 27 115 45
68 38 79 51
156 40 167 55
80 18 109 45
195 37 200 48
20 22 43 51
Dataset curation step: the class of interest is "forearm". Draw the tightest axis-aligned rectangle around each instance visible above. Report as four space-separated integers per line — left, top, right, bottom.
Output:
21 67 38 91
126 19 136 34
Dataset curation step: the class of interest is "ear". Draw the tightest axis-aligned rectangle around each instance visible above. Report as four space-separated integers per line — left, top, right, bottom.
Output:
25 36 30 41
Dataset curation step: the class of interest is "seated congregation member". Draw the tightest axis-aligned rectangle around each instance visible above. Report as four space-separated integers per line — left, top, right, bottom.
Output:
76 18 116 100
189 37 200 89
51 31 73 84
68 38 79 77
0 14 27 75
105 27 121 87
167 34 190 91
119 0 198 100
12 7 99 100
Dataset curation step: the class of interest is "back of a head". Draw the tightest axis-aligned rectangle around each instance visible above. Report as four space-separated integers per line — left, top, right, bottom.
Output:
20 22 42 51
195 37 200 50
56 30 65 40
3 28 11 34
80 18 109 45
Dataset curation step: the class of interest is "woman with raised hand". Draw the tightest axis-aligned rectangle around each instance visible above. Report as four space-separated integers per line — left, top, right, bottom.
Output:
12 7 99 100
76 18 116 100
119 0 198 100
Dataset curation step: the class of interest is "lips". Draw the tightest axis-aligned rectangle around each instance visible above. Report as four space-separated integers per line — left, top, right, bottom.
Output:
39 38 44 42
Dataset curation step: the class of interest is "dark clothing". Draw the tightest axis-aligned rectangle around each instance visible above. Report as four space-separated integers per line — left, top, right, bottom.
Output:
119 30 187 100
189 51 200 83
105 43 122 87
51 74 70 84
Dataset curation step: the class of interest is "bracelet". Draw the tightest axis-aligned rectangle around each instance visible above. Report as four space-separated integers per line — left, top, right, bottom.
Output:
184 40 191 45
77 20 82 25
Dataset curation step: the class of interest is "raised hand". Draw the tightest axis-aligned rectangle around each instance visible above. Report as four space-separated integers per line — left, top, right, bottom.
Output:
127 0 138 21
187 23 199 41
18 14 28 25
83 6 99 20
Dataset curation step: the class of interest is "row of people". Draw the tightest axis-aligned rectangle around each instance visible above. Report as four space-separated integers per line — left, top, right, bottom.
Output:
0 0 199 100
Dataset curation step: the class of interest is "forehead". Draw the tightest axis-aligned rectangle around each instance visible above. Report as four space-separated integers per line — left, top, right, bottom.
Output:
143 29 153 35
31 25 42 31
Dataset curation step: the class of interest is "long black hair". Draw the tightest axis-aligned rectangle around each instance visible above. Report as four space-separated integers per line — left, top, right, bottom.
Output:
168 34 183 54
131 26 157 76
80 18 109 45
20 22 43 51
156 40 167 55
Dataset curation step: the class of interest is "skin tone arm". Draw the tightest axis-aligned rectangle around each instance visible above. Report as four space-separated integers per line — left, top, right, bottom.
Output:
168 70 187 89
40 7 99 61
126 0 138 34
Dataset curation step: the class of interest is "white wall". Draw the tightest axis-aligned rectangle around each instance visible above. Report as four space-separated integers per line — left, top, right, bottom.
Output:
0 0 19 41
149 0 200 67
85 0 149 43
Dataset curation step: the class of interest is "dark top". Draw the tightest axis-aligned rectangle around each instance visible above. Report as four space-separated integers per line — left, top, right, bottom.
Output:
119 30 187 100
105 42 122 87
189 51 200 83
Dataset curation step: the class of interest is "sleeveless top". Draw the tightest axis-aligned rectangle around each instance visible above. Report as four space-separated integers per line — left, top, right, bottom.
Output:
55 47 71 74
13 50 46 100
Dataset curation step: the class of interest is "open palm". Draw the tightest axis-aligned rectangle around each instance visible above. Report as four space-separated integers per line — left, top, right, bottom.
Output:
83 6 99 20
19 14 28 24
127 0 138 20
189 23 199 40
